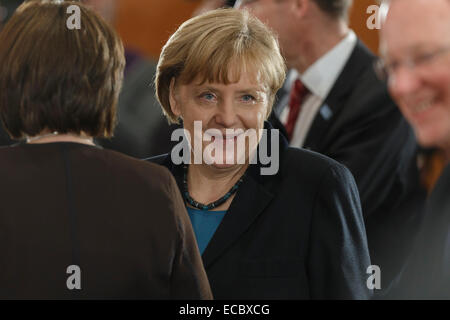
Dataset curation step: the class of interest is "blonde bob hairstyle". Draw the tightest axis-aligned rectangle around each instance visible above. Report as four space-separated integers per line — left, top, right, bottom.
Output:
155 8 286 124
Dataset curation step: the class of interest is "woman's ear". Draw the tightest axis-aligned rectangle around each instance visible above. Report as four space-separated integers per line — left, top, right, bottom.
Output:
169 77 182 119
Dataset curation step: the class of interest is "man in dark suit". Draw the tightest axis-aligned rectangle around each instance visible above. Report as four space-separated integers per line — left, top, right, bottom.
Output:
236 0 426 295
380 0 450 298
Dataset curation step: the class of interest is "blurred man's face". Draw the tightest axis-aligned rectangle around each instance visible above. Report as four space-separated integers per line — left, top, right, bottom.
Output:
236 0 297 67
381 0 450 150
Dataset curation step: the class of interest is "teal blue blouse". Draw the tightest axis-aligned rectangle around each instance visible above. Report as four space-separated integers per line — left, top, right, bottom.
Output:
186 207 227 255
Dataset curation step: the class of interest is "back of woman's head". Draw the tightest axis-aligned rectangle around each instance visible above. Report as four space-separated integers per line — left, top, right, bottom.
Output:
0 0 125 139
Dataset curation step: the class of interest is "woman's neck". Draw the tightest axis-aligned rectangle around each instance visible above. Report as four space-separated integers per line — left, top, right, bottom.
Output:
27 132 95 146
187 163 248 210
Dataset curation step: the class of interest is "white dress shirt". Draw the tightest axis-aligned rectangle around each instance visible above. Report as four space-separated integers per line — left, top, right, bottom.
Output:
280 30 358 148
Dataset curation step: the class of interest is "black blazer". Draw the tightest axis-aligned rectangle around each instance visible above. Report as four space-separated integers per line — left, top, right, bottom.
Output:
270 40 426 294
395 164 450 299
148 127 372 299
0 142 212 299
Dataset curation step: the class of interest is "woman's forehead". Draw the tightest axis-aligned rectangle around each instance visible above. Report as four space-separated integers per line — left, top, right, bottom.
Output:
188 67 267 89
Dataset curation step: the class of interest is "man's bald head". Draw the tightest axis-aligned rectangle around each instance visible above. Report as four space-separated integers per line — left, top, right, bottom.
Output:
381 0 450 150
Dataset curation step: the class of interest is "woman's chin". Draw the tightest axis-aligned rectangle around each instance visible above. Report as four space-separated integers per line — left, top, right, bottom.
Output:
211 162 239 170
202 152 248 169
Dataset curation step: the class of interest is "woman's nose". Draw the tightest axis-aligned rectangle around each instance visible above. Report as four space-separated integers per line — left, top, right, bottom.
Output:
215 99 237 127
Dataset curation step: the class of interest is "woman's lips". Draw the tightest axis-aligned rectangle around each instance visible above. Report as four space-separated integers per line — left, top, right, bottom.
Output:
204 131 244 141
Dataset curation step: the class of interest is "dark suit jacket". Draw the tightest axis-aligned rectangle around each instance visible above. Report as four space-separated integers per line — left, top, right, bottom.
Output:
0 142 212 299
394 164 450 299
270 40 426 295
148 127 372 299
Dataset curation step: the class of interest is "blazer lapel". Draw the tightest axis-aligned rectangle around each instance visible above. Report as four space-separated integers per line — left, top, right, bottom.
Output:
201 173 274 269
202 125 286 269
303 40 375 151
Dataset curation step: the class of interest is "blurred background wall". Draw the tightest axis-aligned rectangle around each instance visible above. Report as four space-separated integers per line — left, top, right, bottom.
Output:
0 0 382 61
115 0 200 61
350 0 380 53
115 0 381 61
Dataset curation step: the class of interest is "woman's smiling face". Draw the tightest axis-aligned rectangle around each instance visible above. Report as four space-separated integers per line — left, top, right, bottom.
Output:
169 71 270 169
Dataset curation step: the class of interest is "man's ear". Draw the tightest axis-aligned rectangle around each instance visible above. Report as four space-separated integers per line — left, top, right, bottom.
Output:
169 78 182 119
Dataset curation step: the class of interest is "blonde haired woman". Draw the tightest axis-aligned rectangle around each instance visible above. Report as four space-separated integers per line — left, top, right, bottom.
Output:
149 8 372 299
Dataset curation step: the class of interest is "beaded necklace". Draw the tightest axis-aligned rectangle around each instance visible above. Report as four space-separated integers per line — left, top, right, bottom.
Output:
182 165 245 211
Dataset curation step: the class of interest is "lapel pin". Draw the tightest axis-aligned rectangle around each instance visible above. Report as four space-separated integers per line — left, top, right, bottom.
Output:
320 104 333 120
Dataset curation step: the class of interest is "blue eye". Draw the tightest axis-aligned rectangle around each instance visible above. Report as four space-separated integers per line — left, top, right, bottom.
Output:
242 94 256 102
202 93 215 100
